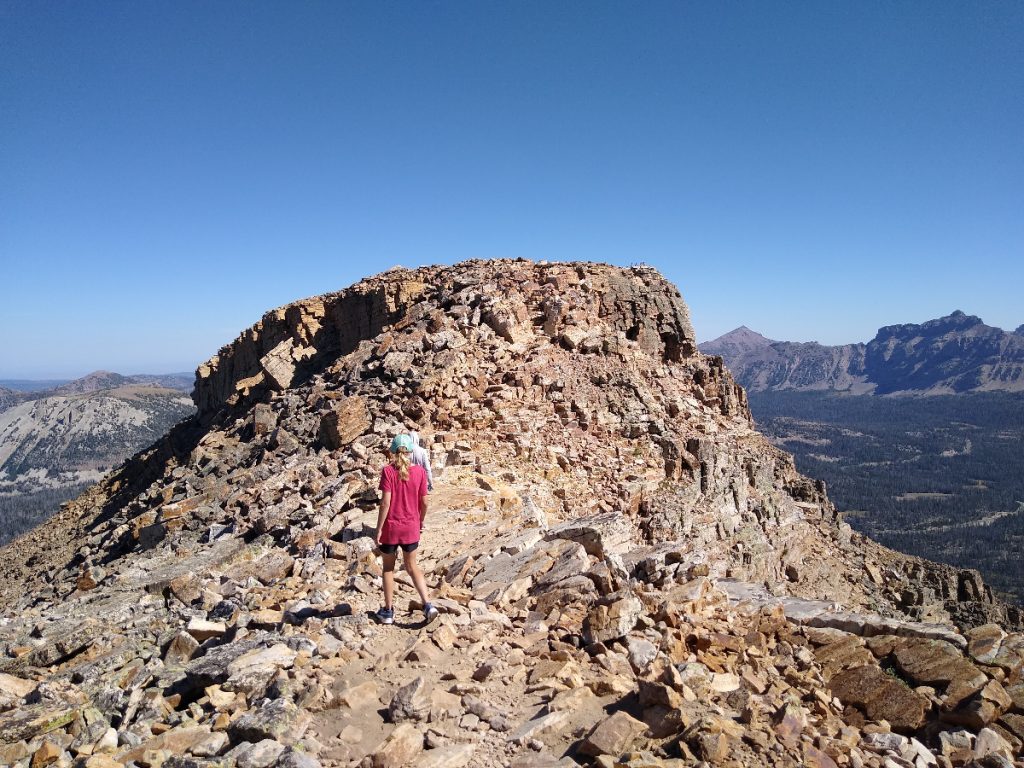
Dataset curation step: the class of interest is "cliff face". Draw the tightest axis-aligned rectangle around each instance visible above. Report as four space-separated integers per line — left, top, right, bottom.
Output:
0 261 1022 768
865 311 1024 394
703 311 1024 394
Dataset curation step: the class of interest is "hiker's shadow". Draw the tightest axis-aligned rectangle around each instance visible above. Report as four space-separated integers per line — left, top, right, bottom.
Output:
296 604 353 622
364 609 431 630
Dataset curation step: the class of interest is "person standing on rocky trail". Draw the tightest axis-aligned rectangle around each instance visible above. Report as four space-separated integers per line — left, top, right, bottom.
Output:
409 430 434 492
373 433 439 625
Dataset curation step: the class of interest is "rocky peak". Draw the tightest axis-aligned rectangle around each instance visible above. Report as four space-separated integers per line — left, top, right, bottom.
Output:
0 259 1021 768
193 260 697 417
54 371 131 395
866 312 1022 394
700 326 776 358
872 310 986 342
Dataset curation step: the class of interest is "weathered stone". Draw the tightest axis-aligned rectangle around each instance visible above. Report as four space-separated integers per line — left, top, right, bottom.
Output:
224 643 296 696
76 565 105 591
117 726 216 765
972 727 1014 760
187 618 227 642
0 701 80 744
627 637 658 672
892 638 987 709
578 711 648 758
185 635 270 687
802 744 839 768
169 572 203 605
0 742 30 765
319 396 371 449
191 730 229 757
339 680 381 710
252 402 277 436
79 757 123 768
429 689 462 723
30 740 62 768
371 723 423 768
814 634 875 680
946 680 1014 729
584 594 644 644
228 698 310 745
0 673 36 700
164 631 201 666
967 624 1006 665
999 713 1024 743
773 701 808 749
389 677 431 723
507 710 572 744
275 751 322 768
250 550 295 583
236 739 285 768
472 659 498 682
261 339 299 390
544 513 633 558
419 744 476 768
642 704 692 739
828 665 930 731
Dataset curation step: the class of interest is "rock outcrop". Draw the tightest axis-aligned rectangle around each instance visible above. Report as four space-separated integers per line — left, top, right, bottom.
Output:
0 260 1021 768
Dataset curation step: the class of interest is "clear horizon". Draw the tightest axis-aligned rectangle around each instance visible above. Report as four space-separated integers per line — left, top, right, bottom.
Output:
3 3 1022 378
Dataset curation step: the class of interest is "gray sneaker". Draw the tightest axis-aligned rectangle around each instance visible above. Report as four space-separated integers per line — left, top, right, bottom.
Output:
423 603 439 624
373 606 394 625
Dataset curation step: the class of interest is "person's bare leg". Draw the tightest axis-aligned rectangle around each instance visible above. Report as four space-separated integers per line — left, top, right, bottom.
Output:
402 549 430 606
381 552 397 609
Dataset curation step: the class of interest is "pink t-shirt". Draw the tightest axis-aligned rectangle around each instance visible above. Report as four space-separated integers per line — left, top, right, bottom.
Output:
378 464 428 544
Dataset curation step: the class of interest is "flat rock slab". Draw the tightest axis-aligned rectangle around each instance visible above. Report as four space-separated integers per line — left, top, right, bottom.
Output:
0 702 81 744
578 710 648 758
892 638 987 707
718 579 967 649
472 539 585 593
0 672 36 699
827 665 930 731
185 634 283 688
229 698 310 745
544 512 634 557
117 725 213 764
236 738 286 768
371 723 423 768
419 744 476 768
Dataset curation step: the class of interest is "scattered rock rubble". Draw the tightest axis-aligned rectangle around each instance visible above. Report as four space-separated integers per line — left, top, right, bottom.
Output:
0 259 1021 768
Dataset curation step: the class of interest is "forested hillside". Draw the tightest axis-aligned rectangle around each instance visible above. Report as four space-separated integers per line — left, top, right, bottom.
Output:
749 391 1024 602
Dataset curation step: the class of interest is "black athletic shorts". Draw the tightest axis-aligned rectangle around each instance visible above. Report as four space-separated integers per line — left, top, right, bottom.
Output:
379 542 419 554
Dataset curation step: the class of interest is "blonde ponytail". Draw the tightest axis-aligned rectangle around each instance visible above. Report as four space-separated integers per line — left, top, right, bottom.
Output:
394 449 411 481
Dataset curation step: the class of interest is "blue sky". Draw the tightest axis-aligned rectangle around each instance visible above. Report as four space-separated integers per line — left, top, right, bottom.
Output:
2 2 1021 378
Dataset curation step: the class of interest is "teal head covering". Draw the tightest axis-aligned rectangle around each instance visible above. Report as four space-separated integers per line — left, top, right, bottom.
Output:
390 434 414 453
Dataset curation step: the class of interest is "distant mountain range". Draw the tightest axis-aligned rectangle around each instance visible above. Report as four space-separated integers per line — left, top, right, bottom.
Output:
0 370 196 545
0 370 192 397
701 311 1024 394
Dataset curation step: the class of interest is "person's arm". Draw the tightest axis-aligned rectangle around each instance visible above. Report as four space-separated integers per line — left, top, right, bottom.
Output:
425 454 435 492
376 491 391 545
419 494 428 532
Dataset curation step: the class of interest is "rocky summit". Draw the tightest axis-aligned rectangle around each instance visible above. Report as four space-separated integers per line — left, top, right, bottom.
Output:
1 259 1023 768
